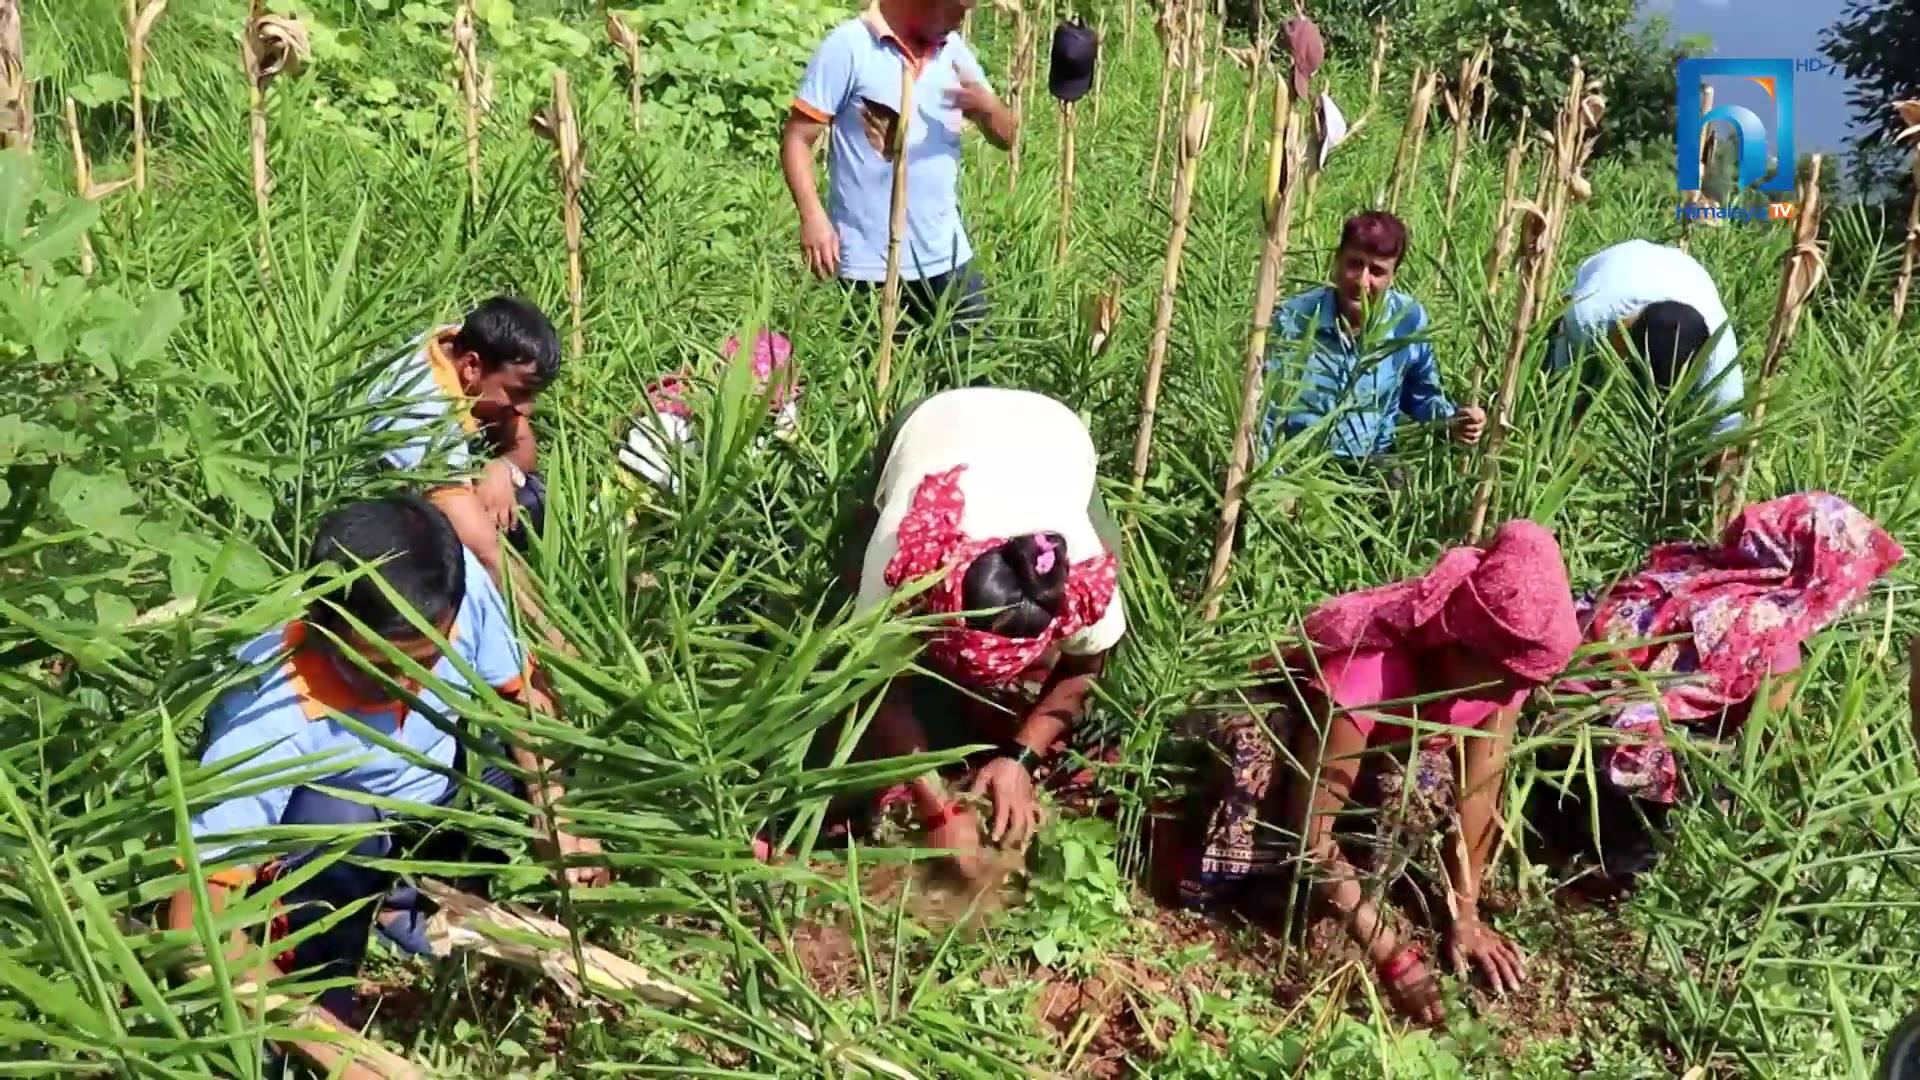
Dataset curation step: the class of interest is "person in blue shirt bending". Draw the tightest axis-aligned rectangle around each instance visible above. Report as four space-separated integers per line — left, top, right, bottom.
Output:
1263 212 1485 474
163 494 606 1025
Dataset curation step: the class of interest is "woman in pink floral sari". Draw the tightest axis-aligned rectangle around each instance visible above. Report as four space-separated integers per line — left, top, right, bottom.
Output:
1533 492 1905 894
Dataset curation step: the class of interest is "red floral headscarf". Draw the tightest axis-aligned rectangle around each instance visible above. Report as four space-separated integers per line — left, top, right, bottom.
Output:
883 466 1119 687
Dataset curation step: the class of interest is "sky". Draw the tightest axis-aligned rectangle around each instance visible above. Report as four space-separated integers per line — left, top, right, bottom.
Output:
1641 0 1860 158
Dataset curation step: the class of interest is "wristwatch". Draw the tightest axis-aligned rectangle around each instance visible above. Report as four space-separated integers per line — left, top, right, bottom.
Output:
997 741 1042 776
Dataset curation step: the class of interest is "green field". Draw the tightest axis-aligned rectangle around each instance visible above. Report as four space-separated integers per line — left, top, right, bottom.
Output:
7 0 1920 1076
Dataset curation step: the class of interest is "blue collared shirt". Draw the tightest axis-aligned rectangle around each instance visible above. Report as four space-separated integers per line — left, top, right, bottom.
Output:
1261 286 1456 461
793 5 987 283
186 549 530 872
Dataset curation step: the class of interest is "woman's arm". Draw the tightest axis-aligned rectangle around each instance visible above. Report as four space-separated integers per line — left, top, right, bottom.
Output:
1011 650 1102 753
1286 696 1445 1024
1442 703 1528 993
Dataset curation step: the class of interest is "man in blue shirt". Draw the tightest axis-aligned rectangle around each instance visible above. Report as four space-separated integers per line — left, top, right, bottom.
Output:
780 0 1018 337
1263 212 1485 469
164 494 606 1023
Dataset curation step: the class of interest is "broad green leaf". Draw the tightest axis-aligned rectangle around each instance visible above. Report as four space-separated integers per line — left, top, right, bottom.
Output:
70 73 131 108
49 465 139 541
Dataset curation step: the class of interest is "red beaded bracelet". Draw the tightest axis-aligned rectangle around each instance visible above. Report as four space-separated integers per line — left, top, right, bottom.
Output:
1377 946 1422 984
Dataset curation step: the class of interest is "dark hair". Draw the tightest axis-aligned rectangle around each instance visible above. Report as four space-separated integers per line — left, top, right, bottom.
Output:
960 533 1069 639
451 295 562 390
306 494 466 640
1339 211 1409 265
1626 301 1711 389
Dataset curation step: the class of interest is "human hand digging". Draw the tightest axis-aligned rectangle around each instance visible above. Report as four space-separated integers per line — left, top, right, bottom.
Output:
966 756 1044 850
1380 951 1446 1026
925 804 987 881
1452 404 1488 445
1447 916 1527 995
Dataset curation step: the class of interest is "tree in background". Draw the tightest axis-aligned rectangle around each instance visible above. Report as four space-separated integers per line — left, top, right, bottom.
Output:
1822 0 1920 194
1228 0 1687 153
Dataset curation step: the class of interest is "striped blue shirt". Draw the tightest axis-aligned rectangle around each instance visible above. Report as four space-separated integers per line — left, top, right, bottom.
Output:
1262 286 1457 461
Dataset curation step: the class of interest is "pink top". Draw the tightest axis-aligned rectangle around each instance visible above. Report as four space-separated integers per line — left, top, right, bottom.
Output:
1313 648 1528 748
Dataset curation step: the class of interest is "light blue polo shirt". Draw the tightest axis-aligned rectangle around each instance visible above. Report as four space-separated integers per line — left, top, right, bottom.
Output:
1546 240 1745 437
365 326 481 476
793 8 986 282
187 548 529 867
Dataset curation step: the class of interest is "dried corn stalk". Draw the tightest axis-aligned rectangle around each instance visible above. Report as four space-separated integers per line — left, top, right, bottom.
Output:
417 881 918 1080
0 0 29 150
1057 99 1078 267
1385 66 1436 213
1147 0 1181 193
1130 30 1213 496
62 98 131 275
1436 43 1491 261
1085 284 1119 356
1466 199 1552 541
1484 108 1530 296
453 0 483 209
876 59 914 403
605 12 643 137
1229 38 1264 178
1006 6 1036 192
532 69 586 360
1531 80 1603 303
128 0 165 194
1731 155 1825 513
1363 18 1387 121
242 5 309 269
1203 73 1302 620
1892 100 1920 323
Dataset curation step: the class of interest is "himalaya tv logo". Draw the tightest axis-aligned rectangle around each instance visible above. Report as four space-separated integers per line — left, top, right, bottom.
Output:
1674 58 1814 224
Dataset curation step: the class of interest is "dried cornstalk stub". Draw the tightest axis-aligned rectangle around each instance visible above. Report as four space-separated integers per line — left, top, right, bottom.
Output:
245 13 310 86
1085 286 1120 356
1896 100 1920 145
1223 44 1256 71
1182 98 1214 158
1513 199 1551 255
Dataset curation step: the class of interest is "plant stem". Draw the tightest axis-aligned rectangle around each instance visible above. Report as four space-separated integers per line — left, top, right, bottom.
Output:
1203 73 1298 621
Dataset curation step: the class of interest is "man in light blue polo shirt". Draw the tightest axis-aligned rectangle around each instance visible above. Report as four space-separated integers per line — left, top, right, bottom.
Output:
163 494 605 1023
780 0 1017 337
1546 239 1746 442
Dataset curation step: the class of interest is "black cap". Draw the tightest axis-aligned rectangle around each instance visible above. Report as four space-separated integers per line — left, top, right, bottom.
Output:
1049 19 1098 104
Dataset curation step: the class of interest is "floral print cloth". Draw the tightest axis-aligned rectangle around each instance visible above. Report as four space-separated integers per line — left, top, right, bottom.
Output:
1575 492 1904 804
883 465 1119 688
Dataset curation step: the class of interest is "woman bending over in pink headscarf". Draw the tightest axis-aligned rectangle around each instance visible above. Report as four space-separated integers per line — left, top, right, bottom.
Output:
825 388 1126 879
1162 520 1581 1025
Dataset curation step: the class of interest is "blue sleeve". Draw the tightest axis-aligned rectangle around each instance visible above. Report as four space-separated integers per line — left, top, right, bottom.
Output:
187 689 307 862
795 27 856 120
1396 305 1456 423
368 364 471 474
1699 341 1745 437
458 551 530 691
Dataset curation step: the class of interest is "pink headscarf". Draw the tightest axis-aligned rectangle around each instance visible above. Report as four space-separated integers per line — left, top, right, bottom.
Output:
646 331 800 419
883 466 1119 688
1297 519 1582 687
1581 492 1905 803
